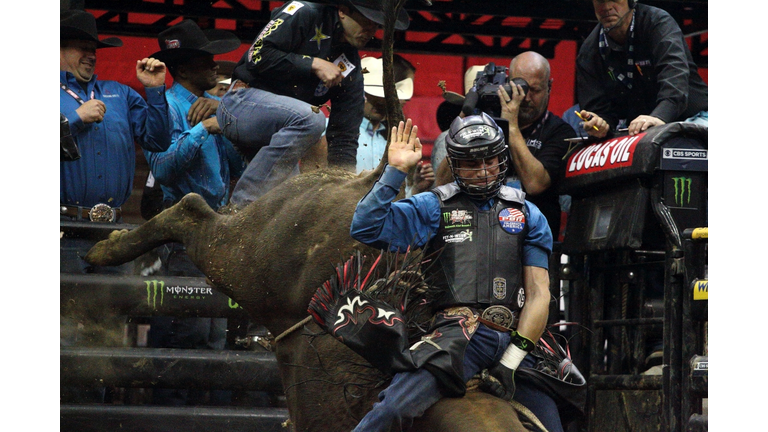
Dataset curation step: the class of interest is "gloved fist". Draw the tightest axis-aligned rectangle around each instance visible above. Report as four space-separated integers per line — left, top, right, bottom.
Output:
480 363 516 401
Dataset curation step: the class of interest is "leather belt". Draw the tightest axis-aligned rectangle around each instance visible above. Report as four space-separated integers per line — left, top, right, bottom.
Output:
477 305 519 332
60 203 122 223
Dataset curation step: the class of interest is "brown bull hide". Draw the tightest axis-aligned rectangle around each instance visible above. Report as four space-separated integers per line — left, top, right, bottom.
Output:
277 323 531 432
84 167 531 431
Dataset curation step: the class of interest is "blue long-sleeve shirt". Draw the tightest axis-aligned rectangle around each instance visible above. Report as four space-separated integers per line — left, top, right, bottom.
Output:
143 83 245 210
60 70 170 208
350 165 553 269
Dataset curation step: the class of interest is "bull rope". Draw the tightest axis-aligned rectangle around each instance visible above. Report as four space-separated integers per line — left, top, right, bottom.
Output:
274 316 313 344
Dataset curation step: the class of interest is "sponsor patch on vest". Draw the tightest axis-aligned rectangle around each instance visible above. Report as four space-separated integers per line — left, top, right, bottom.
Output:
442 229 473 243
517 287 526 309
498 208 525 234
443 208 474 229
493 277 507 300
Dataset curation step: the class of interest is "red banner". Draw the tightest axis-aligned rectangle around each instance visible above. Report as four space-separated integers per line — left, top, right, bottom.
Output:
565 133 645 177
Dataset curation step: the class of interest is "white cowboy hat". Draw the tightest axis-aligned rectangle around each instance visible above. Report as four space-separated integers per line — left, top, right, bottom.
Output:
361 57 414 100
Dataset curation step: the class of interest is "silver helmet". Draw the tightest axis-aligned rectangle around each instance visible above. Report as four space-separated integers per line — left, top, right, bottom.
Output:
445 112 508 199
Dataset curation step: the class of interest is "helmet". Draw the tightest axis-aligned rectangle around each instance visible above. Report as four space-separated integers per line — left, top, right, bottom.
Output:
445 112 508 199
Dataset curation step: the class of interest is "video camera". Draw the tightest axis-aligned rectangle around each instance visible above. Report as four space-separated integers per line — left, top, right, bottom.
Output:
461 62 529 119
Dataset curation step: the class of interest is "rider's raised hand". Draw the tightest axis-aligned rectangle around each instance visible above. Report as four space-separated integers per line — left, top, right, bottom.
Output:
388 119 421 174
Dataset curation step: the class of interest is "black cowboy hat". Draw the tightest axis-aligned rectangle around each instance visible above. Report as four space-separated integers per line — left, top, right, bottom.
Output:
150 20 241 65
60 9 123 49
345 0 410 31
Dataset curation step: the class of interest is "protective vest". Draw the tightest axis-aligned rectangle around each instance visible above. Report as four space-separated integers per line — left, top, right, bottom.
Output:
425 183 529 311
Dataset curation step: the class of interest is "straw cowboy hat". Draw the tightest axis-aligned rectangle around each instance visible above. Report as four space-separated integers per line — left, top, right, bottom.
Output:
150 20 241 65
361 57 413 100
442 65 486 105
60 9 123 49
346 0 410 30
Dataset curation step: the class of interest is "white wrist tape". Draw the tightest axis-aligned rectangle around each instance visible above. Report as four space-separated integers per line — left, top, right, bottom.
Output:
499 343 528 370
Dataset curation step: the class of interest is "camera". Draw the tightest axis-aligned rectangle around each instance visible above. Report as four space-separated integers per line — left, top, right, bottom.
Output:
461 62 530 120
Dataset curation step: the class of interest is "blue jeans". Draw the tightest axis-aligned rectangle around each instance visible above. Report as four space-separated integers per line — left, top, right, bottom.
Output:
353 324 511 432
217 87 326 207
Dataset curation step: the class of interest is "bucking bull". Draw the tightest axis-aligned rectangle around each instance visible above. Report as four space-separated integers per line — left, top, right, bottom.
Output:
84 1 567 430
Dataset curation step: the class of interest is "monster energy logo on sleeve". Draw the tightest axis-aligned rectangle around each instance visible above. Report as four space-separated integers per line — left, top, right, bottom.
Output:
672 176 692 206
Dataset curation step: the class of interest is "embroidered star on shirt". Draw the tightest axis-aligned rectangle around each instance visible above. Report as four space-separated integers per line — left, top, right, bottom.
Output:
310 25 329 49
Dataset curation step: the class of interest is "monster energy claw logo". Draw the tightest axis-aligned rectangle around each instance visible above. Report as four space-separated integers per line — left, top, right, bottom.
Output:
146 280 164 309
672 176 692 206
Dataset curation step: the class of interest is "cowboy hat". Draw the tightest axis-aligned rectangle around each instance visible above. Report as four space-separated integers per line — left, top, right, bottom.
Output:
60 10 123 49
442 65 486 105
361 57 413 100
150 20 241 65
345 0 410 31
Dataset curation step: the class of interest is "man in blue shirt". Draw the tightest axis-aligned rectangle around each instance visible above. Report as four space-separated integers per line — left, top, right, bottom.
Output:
355 56 413 174
60 10 171 274
60 10 170 222
145 20 245 212
349 114 563 431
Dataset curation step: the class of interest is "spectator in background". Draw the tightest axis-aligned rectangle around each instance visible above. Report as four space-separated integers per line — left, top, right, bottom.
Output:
575 0 708 138
355 55 433 195
141 19 246 407
496 51 576 238
217 0 410 207
141 58 239 221
355 56 413 173
60 9 170 273
146 20 244 217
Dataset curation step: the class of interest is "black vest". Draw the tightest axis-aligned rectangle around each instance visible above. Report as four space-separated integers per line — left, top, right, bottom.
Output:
425 183 529 311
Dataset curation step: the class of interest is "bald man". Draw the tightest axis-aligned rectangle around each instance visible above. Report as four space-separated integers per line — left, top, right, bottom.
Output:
496 51 576 238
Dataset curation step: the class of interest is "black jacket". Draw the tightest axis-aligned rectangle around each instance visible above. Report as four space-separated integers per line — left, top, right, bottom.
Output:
233 1 364 167
576 3 708 129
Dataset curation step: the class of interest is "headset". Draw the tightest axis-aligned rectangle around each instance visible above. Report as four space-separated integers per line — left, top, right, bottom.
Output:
603 0 637 34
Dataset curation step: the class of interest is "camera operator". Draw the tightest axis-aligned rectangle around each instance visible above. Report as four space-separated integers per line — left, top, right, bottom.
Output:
495 51 576 238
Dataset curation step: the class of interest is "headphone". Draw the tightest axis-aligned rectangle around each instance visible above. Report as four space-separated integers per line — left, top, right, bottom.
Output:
603 0 637 34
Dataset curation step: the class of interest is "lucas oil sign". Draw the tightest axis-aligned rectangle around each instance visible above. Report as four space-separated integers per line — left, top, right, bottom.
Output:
565 134 644 177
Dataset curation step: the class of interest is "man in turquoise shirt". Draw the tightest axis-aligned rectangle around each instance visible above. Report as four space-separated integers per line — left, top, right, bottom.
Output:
144 20 245 211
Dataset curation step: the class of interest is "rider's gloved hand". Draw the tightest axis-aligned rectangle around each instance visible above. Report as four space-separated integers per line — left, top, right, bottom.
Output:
485 362 517 400
481 331 534 401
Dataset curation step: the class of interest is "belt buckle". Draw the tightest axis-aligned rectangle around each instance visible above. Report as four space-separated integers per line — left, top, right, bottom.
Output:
88 203 114 222
481 305 516 330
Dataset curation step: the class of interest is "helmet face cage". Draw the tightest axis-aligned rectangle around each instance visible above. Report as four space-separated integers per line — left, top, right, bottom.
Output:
445 113 508 199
